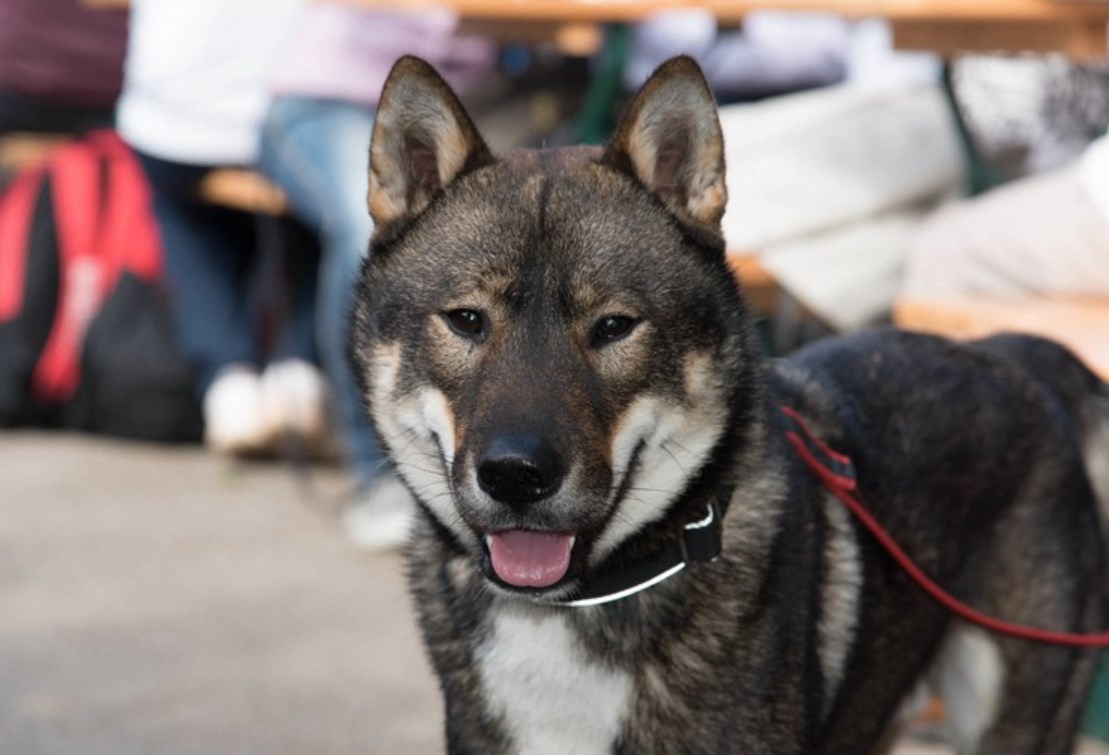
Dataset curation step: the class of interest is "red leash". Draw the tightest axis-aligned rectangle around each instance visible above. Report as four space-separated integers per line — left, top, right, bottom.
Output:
781 406 1109 648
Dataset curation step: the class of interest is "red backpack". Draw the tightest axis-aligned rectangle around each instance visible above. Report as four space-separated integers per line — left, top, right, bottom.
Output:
0 130 201 441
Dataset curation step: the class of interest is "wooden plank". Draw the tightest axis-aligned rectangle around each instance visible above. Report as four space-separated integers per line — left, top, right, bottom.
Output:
333 0 1109 56
0 133 68 173
458 18 604 53
893 18 1107 59
197 169 288 215
334 0 1109 26
727 251 782 314
894 297 1109 380
88 0 1109 56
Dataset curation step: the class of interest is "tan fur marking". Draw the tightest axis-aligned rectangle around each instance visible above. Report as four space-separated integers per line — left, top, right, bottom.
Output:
369 342 401 406
368 343 469 546
597 352 727 560
368 170 404 227
367 56 490 230
626 128 659 188
437 128 470 187
613 64 728 226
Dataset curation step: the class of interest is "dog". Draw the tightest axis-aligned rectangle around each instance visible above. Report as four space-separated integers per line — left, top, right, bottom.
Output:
350 56 1109 754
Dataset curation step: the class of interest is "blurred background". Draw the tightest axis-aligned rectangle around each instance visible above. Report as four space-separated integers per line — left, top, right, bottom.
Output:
1 1 1108 752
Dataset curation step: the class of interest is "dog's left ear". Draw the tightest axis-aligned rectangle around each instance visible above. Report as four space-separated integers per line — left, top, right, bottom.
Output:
368 56 494 233
603 56 727 230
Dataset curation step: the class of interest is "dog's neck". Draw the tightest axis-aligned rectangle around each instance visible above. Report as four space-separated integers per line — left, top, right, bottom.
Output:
546 385 773 609
546 494 729 607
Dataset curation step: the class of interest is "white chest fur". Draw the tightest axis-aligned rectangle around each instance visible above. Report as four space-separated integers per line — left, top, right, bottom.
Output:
476 605 632 755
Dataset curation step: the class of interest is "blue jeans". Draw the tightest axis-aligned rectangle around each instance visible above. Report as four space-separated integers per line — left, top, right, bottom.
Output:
136 152 318 395
257 96 387 484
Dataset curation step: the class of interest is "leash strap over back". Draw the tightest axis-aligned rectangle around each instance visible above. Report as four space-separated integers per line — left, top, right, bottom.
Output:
780 405 1109 649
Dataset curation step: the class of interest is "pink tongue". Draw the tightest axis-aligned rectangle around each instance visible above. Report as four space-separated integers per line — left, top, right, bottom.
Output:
488 530 574 588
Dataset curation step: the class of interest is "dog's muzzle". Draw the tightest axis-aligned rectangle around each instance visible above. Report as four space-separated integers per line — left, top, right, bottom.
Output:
475 433 576 588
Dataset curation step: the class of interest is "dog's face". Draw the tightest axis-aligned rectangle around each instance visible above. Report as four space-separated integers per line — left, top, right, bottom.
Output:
352 57 755 599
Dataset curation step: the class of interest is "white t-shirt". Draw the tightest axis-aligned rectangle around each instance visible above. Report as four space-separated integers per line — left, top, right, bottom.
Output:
117 0 302 166
1078 132 1109 222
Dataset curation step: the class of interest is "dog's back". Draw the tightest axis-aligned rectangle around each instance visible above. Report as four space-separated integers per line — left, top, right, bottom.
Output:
773 329 1109 753
973 333 1109 534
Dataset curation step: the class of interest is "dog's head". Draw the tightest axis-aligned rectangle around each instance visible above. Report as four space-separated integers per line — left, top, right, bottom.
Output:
352 56 759 599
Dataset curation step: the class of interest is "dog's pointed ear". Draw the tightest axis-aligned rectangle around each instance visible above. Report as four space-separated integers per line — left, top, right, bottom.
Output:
602 56 727 230
368 56 493 231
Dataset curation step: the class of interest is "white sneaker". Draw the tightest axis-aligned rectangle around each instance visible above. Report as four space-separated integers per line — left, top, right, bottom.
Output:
342 474 418 552
260 359 330 452
203 364 275 456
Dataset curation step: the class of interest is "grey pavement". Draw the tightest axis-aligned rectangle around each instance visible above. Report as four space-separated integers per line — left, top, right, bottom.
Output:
2 431 1106 754
0 432 440 755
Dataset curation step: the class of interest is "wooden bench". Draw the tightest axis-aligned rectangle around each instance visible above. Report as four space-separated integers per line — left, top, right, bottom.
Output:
727 252 783 316
197 168 288 215
0 132 69 174
895 297 1109 380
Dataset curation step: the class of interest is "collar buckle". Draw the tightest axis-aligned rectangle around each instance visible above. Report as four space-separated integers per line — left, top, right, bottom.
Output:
680 501 721 563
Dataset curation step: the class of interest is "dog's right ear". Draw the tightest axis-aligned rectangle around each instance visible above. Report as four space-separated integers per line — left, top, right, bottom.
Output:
368 56 493 232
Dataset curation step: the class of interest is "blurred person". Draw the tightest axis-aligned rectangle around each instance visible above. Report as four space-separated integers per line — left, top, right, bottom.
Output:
0 0 128 135
950 54 1109 183
624 9 851 102
117 0 323 458
902 126 1109 300
256 3 495 549
630 15 1109 331
623 12 961 334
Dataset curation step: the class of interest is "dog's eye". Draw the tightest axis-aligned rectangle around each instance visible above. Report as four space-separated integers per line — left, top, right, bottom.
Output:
591 315 638 346
443 309 488 341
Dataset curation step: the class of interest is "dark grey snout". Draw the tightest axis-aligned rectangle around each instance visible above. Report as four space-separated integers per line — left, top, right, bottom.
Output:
476 435 565 507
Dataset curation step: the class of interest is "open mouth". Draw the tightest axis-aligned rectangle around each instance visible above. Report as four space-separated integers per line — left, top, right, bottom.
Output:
485 530 576 589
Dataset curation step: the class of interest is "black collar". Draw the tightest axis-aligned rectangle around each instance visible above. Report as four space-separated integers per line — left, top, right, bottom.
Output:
547 499 724 608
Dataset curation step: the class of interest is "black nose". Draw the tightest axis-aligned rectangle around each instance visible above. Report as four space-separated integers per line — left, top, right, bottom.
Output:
476 435 565 507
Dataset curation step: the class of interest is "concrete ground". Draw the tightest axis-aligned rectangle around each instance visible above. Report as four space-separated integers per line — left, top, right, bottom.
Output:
2 431 1106 754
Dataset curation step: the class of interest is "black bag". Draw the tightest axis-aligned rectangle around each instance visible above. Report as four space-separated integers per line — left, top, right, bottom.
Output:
0 130 201 442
